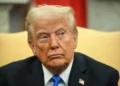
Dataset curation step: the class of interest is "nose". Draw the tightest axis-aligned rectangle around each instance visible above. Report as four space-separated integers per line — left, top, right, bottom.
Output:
50 34 59 50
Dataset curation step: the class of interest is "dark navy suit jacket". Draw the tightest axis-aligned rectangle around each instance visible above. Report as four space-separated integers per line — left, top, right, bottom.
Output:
0 52 119 86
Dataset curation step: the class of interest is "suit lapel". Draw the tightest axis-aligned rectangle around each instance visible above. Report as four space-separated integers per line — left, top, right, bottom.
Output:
68 52 87 86
28 57 45 86
14 56 44 86
68 52 102 86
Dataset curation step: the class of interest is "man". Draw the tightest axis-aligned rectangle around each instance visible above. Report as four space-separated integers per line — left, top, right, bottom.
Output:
0 5 119 86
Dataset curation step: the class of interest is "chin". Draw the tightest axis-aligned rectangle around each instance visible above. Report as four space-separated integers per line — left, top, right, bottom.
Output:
44 59 70 74
47 59 69 69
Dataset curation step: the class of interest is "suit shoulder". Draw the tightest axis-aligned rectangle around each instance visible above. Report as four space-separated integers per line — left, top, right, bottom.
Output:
0 56 37 74
75 52 119 85
75 52 119 76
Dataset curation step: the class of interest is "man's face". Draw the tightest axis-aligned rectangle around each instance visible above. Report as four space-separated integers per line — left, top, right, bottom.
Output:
29 18 77 70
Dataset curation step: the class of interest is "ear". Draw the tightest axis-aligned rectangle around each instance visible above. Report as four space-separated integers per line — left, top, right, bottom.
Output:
73 34 78 49
28 40 36 55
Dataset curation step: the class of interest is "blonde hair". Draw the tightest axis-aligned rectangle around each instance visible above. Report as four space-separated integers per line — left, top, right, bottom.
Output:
26 5 78 40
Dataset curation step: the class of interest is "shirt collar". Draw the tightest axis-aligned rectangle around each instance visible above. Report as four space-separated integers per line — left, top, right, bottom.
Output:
42 64 53 85
42 58 73 85
60 59 73 85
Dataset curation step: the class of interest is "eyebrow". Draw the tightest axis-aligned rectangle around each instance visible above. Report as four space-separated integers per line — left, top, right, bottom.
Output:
36 29 49 35
36 25 67 35
56 28 66 32
54 25 67 33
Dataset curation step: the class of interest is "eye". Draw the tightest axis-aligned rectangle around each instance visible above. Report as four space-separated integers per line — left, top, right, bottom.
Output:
57 30 66 39
39 34 49 43
40 35 49 39
57 30 66 36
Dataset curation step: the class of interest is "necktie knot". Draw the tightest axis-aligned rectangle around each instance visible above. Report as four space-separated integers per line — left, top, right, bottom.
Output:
51 75 62 86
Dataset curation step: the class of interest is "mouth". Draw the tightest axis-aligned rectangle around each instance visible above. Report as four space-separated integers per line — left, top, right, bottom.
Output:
48 54 64 58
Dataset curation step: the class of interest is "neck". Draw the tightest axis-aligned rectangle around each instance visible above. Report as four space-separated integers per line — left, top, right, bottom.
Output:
45 65 68 75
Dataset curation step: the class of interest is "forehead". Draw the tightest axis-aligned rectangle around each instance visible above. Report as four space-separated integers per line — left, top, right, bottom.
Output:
32 18 70 32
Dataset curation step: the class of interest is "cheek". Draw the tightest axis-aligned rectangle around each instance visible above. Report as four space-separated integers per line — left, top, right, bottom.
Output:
59 36 75 56
35 42 50 60
60 36 75 49
36 40 49 51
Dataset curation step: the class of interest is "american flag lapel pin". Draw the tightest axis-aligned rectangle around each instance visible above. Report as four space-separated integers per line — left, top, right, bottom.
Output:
79 78 84 85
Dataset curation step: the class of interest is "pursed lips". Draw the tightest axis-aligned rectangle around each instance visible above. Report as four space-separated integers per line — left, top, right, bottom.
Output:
48 54 64 58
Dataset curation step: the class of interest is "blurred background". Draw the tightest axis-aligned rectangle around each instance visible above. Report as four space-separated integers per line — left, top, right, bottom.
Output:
0 0 120 33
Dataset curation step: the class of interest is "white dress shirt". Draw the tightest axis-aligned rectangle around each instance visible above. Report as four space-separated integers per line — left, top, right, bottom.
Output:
42 59 73 86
